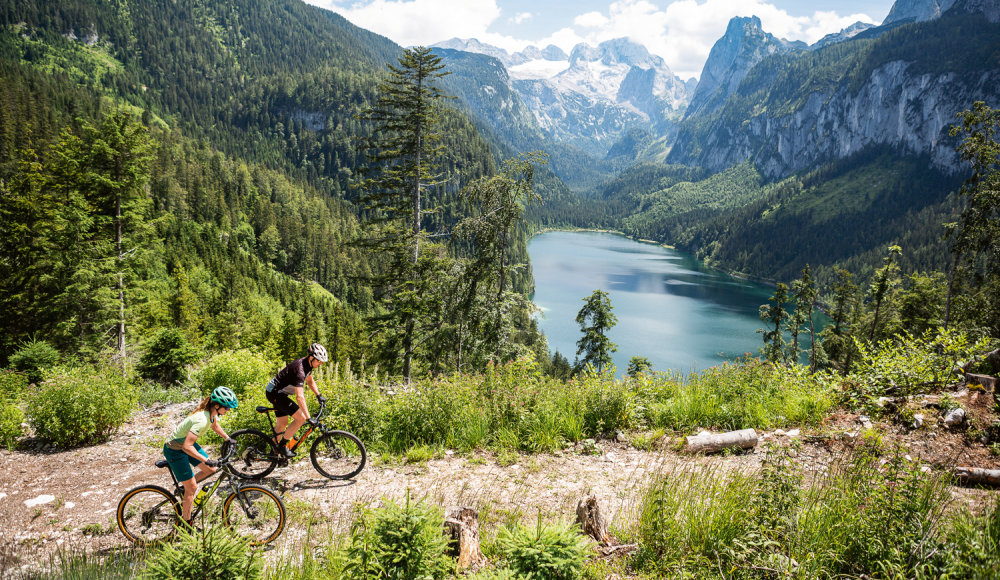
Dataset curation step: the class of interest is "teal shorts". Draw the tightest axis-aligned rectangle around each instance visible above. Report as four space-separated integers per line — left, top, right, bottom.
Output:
162 443 208 482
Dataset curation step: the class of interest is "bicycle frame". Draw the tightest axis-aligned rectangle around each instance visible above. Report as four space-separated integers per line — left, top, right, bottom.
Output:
155 447 258 520
261 401 330 454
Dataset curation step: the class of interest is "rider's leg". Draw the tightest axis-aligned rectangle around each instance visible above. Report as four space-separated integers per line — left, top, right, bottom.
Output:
180 477 197 521
273 415 289 442
281 408 308 445
193 463 216 483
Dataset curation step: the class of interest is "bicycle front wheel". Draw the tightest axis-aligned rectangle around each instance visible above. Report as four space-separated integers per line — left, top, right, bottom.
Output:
222 485 286 545
227 429 279 480
117 485 179 545
310 430 367 480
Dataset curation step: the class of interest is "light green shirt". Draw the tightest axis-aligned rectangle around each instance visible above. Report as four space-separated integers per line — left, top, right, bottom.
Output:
166 410 213 450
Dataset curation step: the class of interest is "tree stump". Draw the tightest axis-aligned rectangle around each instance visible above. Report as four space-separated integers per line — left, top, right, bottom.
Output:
444 506 486 569
955 467 1000 486
576 494 611 545
684 429 758 454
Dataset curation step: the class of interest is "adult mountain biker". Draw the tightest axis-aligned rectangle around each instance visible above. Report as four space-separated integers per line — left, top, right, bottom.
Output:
163 386 237 527
265 343 328 458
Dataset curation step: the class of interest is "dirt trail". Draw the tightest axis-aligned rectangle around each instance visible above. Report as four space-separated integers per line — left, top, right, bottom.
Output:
1 392 997 571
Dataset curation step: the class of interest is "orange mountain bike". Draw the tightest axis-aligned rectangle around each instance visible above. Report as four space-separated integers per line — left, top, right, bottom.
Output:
226 400 366 481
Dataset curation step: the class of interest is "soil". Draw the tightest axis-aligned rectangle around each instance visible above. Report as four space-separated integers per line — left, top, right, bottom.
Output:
1 385 997 577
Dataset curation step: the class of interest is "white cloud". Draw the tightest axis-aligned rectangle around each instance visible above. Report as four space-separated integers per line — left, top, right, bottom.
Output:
306 0 879 79
511 12 533 24
308 0 502 47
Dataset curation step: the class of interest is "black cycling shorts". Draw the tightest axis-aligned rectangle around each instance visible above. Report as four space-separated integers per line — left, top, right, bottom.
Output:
265 390 300 418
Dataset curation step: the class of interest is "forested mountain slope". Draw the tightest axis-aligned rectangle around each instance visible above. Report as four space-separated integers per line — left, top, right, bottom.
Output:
0 0 531 368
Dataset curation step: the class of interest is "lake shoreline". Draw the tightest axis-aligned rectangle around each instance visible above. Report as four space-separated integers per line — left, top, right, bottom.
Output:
528 228 780 289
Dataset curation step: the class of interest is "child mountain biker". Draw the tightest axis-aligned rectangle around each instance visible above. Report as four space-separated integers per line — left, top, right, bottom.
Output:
163 386 237 527
265 343 328 458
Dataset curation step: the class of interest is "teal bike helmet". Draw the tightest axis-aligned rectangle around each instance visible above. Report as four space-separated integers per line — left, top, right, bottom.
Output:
210 386 239 409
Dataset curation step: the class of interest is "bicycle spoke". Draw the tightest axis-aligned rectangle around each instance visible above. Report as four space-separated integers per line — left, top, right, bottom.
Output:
310 431 366 480
228 429 279 479
117 486 178 545
223 486 285 545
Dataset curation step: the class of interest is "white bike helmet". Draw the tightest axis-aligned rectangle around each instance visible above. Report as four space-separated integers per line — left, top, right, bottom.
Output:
308 343 329 362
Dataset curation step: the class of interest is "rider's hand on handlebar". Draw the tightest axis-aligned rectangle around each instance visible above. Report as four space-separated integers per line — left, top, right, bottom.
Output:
317 394 327 405
204 459 219 468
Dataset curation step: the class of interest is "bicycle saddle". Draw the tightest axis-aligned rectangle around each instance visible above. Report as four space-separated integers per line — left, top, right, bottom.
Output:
256 406 273 414
155 459 169 469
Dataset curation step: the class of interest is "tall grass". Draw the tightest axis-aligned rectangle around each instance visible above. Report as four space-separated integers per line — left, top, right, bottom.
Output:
637 447 957 579
303 356 833 456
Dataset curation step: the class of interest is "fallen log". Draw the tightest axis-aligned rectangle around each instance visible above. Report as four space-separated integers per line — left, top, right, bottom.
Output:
684 429 758 454
575 494 611 545
444 506 487 569
954 467 1000 486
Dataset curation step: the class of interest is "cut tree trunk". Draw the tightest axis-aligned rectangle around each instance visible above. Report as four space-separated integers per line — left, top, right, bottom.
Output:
576 494 611 545
954 467 1000 486
966 373 997 393
684 429 758 454
444 506 486 569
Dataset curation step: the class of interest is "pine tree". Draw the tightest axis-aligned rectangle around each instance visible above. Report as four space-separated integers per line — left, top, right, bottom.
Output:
575 290 618 373
868 245 902 341
758 283 789 364
355 46 451 383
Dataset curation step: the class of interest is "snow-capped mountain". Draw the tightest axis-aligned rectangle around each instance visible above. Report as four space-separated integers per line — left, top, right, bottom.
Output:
810 21 877 50
431 37 696 156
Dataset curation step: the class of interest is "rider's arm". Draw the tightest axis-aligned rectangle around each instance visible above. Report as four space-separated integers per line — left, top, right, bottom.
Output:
180 431 204 461
210 419 230 441
305 374 321 398
294 386 310 420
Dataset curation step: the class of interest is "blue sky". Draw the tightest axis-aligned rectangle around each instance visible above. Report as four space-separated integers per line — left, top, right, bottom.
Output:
307 0 898 78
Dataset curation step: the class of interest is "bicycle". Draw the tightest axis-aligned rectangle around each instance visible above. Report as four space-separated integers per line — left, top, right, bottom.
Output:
226 399 366 481
116 442 286 546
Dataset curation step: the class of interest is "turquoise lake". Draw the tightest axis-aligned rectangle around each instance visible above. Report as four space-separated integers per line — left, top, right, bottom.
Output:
528 231 821 375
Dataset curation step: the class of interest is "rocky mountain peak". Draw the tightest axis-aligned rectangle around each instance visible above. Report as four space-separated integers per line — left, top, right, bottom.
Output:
686 15 800 118
883 0 958 24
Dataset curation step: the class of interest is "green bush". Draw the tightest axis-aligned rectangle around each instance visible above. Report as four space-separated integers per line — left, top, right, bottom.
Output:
143 523 260 580
383 378 475 453
0 403 24 450
26 366 138 447
0 370 28 402
197 349 277 397
137 328 200 384
9 338 60 384
343 493 453 580
495 516 590 580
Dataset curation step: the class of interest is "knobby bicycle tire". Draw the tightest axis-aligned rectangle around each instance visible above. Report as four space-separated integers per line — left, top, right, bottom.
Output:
117 485 180 545
310 430 367 480
228 429 279 479
222 484 286 545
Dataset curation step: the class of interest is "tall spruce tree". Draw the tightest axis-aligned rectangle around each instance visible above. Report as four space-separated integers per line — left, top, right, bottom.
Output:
575 290 618 373
868 245 902 341
758 283 789 364
356 46 451 383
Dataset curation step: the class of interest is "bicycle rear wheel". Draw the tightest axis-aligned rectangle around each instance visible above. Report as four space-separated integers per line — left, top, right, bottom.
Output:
117 485 179 545
222 484 286 545
310 430 367 480
227 429 279 479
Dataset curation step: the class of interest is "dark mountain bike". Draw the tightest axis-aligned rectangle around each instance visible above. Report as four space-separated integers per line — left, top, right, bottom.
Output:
227 400 366 481
116 443 286 546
